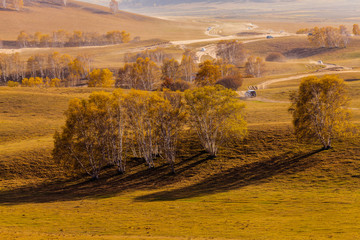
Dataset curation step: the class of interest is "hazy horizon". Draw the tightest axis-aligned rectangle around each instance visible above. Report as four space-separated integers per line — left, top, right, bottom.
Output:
79 0 360 21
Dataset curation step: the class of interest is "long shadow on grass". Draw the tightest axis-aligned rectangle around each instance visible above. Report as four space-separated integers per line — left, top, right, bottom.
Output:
0 151 210 205
135 148 324 201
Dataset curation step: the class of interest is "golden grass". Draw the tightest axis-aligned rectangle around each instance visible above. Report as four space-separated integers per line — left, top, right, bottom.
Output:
0 84 360 239
0 0 206 41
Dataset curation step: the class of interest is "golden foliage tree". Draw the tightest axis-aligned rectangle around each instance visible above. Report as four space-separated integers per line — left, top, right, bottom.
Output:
161 58 180 81
117 57 160 90
88 68 114 87
308 26 349 48
53 91 129 178
185 85 247 156
152 90 187 173
245 56 265 78
289 75 353 149
195 60 221 86
180 50 196 83
353 24 360 36
216 40 246 66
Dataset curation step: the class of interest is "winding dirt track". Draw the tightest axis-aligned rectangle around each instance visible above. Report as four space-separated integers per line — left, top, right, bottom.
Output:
257 70 360 89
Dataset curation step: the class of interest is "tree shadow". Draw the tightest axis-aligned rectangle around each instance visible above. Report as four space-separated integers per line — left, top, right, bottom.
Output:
284 47 338 59
135 148 324 202
0 151 210 205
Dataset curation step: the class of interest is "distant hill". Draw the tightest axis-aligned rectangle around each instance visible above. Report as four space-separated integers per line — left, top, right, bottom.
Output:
0 0 204 41
114 0 360 21
118 0 286 7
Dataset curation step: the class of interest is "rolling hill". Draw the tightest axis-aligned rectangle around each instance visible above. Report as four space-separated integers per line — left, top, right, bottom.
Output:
0 0 205 41
112 0 360 21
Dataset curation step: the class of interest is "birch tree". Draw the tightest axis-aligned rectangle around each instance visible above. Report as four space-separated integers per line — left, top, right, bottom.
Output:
53 98 105 179
153 90 186 173
245 56 264 78
109 0 118 13
180 50 196 83
289 75 353 149
216 40 246 66
185 85 247 156
123 90 158 168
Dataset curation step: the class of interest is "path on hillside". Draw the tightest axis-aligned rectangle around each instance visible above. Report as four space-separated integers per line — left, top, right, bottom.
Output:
238 68 360 110
257 70 360 89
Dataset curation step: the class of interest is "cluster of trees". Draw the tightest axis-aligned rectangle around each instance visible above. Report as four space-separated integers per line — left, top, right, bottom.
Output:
0 0 23 10
245 56 265 78
216 40 246 66
8 68 114 88
0 52 94 85
2 40 266 87
21 77 61 87
17 30 130 48
118 56 244 91
0 53 23 83
118 50 197 90
53 73 356 180
124 48 172 65
298 24 360 37
297 25 350 48
215 40 264 78
118 41 264 91
53 85 247 179
308 26 350 48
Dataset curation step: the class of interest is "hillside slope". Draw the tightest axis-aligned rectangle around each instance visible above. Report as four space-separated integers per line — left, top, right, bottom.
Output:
0 0 205 41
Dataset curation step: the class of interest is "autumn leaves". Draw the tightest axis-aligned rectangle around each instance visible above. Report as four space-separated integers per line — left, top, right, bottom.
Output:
53 86 246 179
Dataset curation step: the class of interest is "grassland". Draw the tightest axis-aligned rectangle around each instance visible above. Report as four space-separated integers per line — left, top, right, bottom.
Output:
0 0 206 41
0 83 359 239
2 5 360 238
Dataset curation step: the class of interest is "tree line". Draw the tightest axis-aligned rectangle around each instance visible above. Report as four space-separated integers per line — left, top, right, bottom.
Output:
53 86 246 179
1 52 93 85
118 41 264 91
0 0 23 10
297 25 350 48
3 40 265 87
16 30 130 48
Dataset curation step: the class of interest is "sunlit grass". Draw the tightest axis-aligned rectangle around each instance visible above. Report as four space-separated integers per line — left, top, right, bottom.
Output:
0 86 359 240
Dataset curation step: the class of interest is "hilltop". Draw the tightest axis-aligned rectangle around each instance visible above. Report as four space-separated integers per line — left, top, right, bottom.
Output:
0 0 205 41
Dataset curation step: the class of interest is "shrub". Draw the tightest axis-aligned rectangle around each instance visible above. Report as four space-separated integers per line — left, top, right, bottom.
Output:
216 76 243 90
7 81 20 87
266 52 286 62
161 78 192 92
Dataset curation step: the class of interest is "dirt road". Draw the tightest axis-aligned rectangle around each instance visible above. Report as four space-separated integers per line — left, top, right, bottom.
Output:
257 70 360 89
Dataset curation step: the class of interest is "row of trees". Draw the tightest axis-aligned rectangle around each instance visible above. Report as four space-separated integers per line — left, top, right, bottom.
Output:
124 48 173 65
308 26 350 48
2 40 265 87
0 0 23 10
7 68 114 88
53 86 247 179
0 52 93 85
17 30 130 48
298 24 360 37
118 43 264 91
297 25 350 48
21 77 61 87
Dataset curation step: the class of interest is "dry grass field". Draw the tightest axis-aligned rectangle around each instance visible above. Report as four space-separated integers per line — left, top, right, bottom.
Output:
0 0 206 41
1 2 360 239
0 83 359 239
